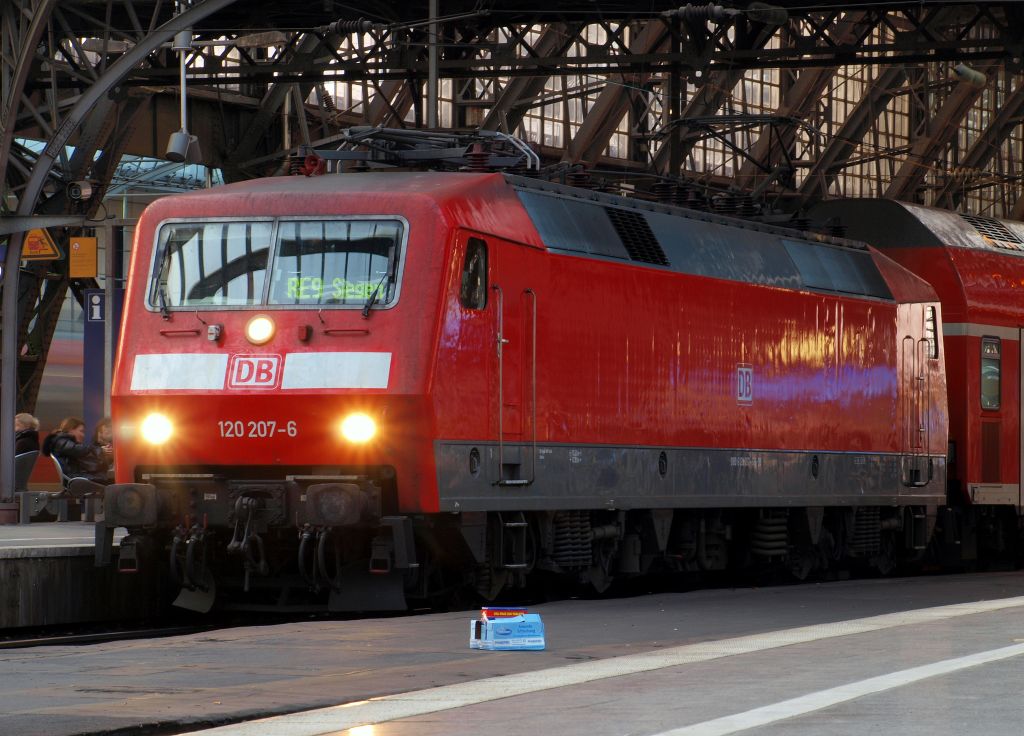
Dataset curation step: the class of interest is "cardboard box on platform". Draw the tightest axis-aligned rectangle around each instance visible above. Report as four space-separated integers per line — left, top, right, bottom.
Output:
469 607 545 650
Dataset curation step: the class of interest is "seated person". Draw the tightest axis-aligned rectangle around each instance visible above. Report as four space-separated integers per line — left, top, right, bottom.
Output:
91 417 115 482
42 416 112 486
14 413 40 454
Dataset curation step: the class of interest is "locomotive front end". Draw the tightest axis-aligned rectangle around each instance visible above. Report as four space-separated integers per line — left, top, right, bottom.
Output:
98 183 438 611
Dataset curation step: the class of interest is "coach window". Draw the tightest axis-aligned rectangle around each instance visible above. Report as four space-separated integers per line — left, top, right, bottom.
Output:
924 306 939 359
981 337 1001 410
460 238 488 309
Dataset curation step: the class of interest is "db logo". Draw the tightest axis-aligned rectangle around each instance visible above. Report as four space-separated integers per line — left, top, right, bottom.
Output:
736 363 753 405
227 355 282 389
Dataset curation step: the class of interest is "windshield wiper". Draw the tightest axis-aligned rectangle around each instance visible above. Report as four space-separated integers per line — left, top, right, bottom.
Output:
361 270 389 319
157 283 171 321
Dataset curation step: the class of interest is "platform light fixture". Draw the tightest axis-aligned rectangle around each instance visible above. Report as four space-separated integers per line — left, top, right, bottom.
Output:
166 22 202 163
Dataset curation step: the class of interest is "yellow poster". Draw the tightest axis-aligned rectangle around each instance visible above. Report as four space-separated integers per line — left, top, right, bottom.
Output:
69 236 98 278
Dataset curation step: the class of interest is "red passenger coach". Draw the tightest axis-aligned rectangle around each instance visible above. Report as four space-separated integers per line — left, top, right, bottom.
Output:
96 173 949 611
811 200 1024 559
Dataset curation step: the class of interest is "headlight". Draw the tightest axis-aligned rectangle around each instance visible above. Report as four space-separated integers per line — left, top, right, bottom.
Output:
140 413 173 445
245 315 275 345
340 413 377 443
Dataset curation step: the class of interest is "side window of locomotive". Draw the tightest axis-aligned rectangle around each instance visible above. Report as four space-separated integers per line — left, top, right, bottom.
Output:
268 220 402 306
924 306 939 359
459 238 488 310
516 191 630 260
151 222 271 308
981 337 1001 410
650 216 800 288
782 240 891 300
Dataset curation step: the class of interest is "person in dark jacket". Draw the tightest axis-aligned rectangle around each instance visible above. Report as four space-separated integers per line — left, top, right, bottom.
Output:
91 417 114 483
92 417 113 450
14 413 40 454
41 416 111 484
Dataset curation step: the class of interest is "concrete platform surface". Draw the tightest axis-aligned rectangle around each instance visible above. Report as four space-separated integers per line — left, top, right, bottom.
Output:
1 572 1023 736
0 521 126 558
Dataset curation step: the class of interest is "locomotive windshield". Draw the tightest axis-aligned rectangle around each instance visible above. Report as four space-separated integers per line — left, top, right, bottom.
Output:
153 222 272 307
150 218 403 310
267 220 400 306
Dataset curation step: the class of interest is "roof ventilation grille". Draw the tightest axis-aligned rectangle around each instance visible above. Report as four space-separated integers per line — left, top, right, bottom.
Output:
604 208 670 266
960 213 1024 251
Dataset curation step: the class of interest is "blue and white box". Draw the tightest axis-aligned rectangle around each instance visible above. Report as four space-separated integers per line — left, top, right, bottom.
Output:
469 607 546 650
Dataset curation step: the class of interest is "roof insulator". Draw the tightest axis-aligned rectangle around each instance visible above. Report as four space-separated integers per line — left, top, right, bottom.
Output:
318 18 388 35
661 4 740 22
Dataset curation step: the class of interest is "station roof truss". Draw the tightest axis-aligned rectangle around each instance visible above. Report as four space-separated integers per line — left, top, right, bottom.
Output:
4 0 1024 411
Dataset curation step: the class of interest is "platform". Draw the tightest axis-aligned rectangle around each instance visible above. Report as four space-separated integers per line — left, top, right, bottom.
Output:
0 522 162 629
0 571 1022 736
0 521 119 556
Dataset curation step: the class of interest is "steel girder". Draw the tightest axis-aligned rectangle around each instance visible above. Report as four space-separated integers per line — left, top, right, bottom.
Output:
228 30 343 180
560 21 668 166
732 11 876 191
97 6 1024 89
480 23 581 134
793 65 909 209
9 4 1024 200
1 0 244 499
0 0 60 203
650 13 782 177
1011 189 1024 220
933 79 1024 210
365 80 414 128
883 65 995 202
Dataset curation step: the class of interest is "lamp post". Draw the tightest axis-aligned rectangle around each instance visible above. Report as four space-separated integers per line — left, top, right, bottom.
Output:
166 27 202 163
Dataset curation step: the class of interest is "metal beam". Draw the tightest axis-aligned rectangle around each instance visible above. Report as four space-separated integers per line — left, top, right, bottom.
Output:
1 0 242 514
651 17 780 175
480 23 579 133
366 80 411 126
733 12 874 191
1010 191 1024 221
883 67 993 202
0 215 84 236
562 21 668 165
229 31 339 173
934 78 1024 209
0 0 60 197
793 64 908 209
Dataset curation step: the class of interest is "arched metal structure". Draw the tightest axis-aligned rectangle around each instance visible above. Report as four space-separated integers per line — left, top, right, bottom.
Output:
3 1 1024 438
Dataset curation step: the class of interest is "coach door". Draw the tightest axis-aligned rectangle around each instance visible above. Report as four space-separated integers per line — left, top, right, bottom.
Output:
901 334 930 486
491 241 538 486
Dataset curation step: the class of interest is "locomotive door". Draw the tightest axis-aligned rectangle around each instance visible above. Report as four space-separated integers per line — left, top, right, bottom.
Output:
900 334 930 486
491 241 538 486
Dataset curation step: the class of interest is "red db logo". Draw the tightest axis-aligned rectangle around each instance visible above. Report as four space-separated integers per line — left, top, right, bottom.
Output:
227 355 281 389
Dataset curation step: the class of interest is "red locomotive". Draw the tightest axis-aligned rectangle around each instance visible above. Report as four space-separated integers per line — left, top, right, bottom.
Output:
811 199 1024 561
96 172 951 611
